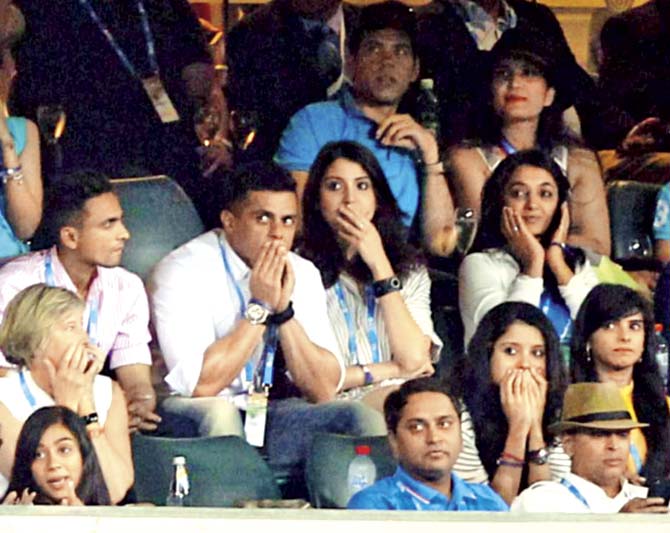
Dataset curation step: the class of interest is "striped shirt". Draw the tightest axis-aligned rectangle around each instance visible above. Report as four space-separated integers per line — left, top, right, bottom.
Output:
0 247 151 369
454 408 571 484
327 267 442 399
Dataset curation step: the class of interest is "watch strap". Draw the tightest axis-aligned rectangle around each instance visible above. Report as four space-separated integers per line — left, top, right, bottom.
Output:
371 276 402 298
268 301 294 326
358 364 374 385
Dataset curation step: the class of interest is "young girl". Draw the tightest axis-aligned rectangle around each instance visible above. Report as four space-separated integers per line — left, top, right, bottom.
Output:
3 405 110 505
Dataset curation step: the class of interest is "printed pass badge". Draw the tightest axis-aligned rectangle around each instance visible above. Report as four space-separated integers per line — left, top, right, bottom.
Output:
244 391 268 447
142 75 180 123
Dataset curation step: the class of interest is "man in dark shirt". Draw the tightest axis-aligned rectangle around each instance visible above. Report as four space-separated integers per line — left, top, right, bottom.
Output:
11 0 215 208
226 0 359 161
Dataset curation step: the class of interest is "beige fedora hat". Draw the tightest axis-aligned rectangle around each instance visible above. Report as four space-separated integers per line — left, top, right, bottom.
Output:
549 382 649 434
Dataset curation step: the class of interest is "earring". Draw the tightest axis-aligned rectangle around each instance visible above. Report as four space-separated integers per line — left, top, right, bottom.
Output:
586 343 592 363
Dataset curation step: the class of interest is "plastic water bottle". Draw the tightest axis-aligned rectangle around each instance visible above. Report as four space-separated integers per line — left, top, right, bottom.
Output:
347 445 377 500
416 78 440 137
655 324 669 392
166 456 190 507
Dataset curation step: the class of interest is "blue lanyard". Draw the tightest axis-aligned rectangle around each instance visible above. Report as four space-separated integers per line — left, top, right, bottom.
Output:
334 281 380 364
218 236 276 389
44 251 101 346
560 478 590 509
19 369 36 408
499 136 517 155
78 0 159 79
629 442 643 473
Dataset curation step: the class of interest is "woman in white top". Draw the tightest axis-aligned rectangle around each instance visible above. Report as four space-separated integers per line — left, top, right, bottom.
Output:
0 284 132 503
459 149 598 346
299 141 441 413
447 38 609 255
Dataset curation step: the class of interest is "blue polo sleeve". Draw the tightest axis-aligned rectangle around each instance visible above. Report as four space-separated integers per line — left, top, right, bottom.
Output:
274 106 323 172
654 183 670 241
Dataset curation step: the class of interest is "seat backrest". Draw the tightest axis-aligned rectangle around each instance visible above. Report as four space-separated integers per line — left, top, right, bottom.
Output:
305 432 397 509
112 176 204 281
607 180 662 269
132 433 281 506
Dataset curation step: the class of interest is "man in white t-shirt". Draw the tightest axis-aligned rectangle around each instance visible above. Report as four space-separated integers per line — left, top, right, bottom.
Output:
149 160 381 473
513 382 669 514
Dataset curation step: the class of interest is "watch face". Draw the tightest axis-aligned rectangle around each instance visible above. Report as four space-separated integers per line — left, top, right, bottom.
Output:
246 303 269 325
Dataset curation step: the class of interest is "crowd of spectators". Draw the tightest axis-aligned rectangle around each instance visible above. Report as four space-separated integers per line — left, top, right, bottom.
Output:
0 0 668 515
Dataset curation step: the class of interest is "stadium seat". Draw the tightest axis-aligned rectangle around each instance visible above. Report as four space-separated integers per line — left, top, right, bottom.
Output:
305 432 397 509
132 433 281 506
112 175 204 280
607 180 662 271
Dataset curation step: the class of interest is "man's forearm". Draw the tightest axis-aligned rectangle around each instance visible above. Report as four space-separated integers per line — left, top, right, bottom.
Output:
192 319 265 397
277 320 340 403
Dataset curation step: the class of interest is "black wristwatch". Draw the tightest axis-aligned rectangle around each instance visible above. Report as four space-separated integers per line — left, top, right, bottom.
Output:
527 447 549 465
268 301 295 326
371 276 402 298
81 412 99 426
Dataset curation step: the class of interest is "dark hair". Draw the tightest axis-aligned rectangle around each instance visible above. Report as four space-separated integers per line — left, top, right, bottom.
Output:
5 406 111 505
472 149 571 252
350 0 417 57
300 140 421 287
570 284 670 479
474 29 578 149
220 160 296 211
455 302 567 481
384 377 460 433
35 170 113 248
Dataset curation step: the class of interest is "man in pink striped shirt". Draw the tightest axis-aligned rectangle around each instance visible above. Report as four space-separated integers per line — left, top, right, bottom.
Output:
0 170 160 432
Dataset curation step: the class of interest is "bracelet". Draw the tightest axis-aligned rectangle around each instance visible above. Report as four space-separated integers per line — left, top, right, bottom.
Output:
371 276 402 298
81 412 99 426
549 241 566 250
268 301 294 326
500 450 525 463
0 165 23 185
358 364 374 386
424 160 444 174
496 457 524 468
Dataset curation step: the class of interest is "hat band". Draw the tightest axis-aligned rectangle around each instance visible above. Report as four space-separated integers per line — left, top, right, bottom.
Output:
567 411 632 424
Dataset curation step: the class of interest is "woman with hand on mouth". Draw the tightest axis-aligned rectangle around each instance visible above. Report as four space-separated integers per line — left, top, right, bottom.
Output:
447 35 609 256
299 141 442 422
3 406 110 505
570 284 670 482
452 302 569 505
458 149 598 348
0 284 133 504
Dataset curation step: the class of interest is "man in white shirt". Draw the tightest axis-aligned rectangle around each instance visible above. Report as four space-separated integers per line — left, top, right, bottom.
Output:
149 160 381 472
512 382 669 514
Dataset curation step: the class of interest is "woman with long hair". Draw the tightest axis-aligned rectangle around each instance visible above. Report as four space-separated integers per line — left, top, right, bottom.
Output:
571 284 670 481
300 140 441 413
453 302 569 505
3 406 110 505
459 149 598 346
0 284 133 503
447 36 609 255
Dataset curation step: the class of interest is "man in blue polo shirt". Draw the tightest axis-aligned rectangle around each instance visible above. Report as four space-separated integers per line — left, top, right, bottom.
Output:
348 377 508 511
275 1 456 256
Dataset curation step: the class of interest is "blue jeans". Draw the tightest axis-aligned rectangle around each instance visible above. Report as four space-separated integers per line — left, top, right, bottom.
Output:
265 398 386 474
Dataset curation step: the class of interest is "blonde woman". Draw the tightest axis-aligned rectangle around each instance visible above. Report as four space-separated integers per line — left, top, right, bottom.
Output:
0 284 132 503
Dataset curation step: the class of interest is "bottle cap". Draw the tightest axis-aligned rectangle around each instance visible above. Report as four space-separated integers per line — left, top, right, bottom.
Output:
355 444 371 455
419 78 434 90
655 323 664 333
172 456 186 466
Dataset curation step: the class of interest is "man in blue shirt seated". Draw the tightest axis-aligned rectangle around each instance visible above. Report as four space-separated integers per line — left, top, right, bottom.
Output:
348 377 509 510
